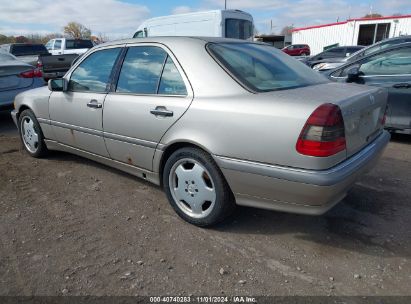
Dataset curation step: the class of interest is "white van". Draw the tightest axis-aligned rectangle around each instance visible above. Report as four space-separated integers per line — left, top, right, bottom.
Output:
133 10 254 40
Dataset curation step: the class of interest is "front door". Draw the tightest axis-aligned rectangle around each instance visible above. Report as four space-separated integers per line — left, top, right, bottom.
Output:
49 46 123 157
103 44 193 170
333 45 411 132
355 46 411 131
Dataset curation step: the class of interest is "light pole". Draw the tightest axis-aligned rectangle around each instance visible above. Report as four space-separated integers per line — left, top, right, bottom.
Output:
225 0 227 9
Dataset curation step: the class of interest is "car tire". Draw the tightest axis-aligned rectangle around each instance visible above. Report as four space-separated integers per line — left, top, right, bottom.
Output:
18 109 48 158
302 52 308 56
163 147 235 227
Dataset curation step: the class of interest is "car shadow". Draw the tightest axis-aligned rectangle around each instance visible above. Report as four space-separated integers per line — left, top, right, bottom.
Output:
214 183 411 258
390 132 411 144
7 127 410 259
27 147 411 259
0 109 18 136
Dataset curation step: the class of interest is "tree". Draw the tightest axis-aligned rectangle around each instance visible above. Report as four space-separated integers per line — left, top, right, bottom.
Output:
280 25 294 36
363 13 383 18
15 36 29 43
0 34 15 44
63 22 91 39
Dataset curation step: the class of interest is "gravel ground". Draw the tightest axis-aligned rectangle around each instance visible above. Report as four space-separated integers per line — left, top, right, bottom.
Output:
0 110 410 296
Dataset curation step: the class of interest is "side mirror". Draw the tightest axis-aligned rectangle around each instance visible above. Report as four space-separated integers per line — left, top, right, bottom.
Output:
48 78 67 92
346 66 362 83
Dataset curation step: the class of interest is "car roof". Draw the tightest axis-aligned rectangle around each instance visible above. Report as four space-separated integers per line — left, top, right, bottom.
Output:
94 36 257 49
10 43 45 46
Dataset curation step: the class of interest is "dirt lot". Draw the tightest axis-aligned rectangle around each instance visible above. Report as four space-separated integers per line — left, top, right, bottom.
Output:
0 110 410 297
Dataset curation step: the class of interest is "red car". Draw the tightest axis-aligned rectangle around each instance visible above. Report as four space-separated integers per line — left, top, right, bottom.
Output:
282 44 311 56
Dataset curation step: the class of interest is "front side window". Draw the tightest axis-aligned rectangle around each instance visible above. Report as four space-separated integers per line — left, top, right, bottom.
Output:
208 42 327 92
45 41 53 50
68 48 121 92
54 40 62 50
133 31 144 38
225 19 253 40
359 47 411 76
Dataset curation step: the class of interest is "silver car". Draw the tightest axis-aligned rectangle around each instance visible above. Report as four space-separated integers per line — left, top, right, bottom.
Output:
11 37 390 226
0 52 44 110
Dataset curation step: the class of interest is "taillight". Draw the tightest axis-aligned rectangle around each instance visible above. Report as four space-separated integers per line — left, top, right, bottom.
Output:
296 103 346 157
19 69 42 78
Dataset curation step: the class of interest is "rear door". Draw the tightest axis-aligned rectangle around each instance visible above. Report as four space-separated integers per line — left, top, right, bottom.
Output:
103 44 193 170
49 46 123 156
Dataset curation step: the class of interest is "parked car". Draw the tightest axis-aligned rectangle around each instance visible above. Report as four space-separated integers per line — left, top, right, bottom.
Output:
302 46 364 68
11 37 389 226
38 53 80 81
0 43 49 66
0 52 44 110
133 10 254 40
313 35 411 71
325 42 411 134
282 44 310 56
45 38 93 55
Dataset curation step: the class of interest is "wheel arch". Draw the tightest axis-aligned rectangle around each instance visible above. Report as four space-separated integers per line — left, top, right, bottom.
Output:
156 140 216 187
16 104 32 116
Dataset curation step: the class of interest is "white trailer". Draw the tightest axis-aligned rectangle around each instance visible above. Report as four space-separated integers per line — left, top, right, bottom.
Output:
292 15 411 55
133 10 254 40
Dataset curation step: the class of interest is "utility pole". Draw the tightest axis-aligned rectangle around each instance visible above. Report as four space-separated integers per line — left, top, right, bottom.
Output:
225 0 227 9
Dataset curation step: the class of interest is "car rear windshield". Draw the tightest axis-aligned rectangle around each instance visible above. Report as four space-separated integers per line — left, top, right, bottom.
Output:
10 44 49 56
207 42 327 92
65 40 93 50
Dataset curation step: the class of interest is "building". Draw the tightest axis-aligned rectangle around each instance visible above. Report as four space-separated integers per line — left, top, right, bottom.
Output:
254 34 292 49
292 14 411 55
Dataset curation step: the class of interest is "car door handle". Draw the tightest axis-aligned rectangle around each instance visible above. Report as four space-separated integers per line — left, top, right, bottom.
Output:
150 106 173 117
87 100 102 109
393 83 410 89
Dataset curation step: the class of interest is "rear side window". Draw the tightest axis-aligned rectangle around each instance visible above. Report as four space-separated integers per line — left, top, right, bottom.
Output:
116 46 166 94
158 57 187 95
68 48 121 93
208 42 327 92
10 44 48 56
65 40 93 50
116 46 187 95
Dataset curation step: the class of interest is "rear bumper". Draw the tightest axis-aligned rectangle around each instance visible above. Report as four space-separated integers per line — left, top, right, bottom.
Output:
42 71 67 79
215 131 390 215
11 110 18 127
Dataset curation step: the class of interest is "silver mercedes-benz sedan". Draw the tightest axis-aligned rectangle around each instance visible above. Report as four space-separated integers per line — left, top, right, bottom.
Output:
11 37 390 226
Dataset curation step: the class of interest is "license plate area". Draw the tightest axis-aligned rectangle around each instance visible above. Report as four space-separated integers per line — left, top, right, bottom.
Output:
359 107 381 139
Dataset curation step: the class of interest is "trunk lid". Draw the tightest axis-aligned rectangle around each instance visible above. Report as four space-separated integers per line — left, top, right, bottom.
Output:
264 82 387 161
0 64 33 91
328 84 387 157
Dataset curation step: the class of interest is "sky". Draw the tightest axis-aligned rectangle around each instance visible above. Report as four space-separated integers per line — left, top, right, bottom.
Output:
0 0 410 38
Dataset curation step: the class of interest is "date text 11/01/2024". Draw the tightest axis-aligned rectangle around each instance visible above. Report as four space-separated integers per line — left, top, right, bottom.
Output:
149 296 257 303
